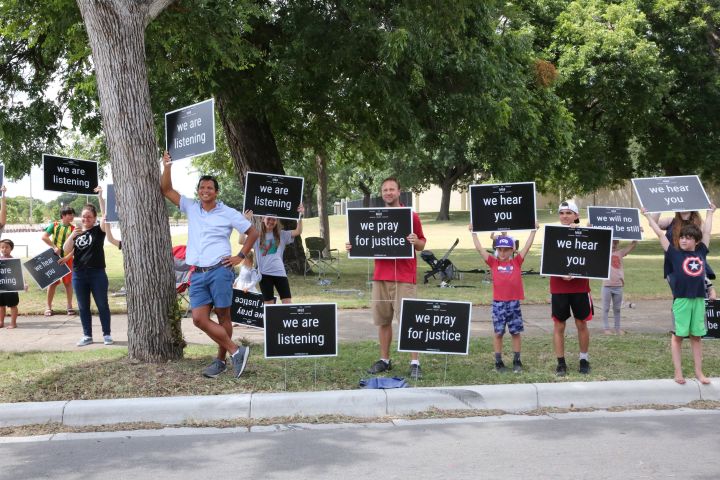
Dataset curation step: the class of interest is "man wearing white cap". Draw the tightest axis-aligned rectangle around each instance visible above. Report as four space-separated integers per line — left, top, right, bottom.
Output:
551 200 592 376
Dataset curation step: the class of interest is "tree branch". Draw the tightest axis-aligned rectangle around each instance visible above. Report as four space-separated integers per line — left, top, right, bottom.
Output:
146 0 176 26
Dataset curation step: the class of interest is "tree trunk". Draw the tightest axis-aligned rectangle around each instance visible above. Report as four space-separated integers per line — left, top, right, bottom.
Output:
77 0 183 362
315 149 331 255
435 164 473 221
358 180 372 208
215 93 306 273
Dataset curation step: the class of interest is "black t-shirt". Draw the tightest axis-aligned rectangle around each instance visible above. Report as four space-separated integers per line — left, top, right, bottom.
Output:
73 225 106 270
666 243 708 298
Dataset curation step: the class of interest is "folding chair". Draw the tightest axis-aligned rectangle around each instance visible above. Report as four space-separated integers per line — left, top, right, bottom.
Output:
304 236 340 279
172 245 194 317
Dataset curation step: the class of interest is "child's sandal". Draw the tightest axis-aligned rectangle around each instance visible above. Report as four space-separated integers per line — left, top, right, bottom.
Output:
44 309 54 317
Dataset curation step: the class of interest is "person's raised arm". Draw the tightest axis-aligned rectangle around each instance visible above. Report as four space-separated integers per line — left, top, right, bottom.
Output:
291 204 304 237
103 217 120 248
703 204 716 247
619 240 639 256
160 151 180 207
0 185 6 229
643 209 670 251
94 186 107 233
470 225 490 262
655 213 671 230
519 223 540 259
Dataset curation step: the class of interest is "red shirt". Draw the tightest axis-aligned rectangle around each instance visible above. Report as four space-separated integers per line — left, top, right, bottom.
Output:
373 211 425 284
549 276 591 294
486 254 525 301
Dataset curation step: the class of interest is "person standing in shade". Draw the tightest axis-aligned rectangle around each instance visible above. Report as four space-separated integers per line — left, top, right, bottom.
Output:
62 190 112 346
550 200 593 376
41 204 76 316
346 177 427 379
161 151 259 379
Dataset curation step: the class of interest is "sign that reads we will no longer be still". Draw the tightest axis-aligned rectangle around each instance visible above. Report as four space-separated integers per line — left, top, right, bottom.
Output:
165 98 216 162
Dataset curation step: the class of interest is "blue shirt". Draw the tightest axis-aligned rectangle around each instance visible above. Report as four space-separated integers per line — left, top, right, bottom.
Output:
666 243 708 299
180 195 252 267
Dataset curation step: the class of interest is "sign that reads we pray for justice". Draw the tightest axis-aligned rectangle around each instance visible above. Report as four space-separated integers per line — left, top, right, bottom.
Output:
346 207 414 259
165 98 216 162
105 184 120 223
264 303 337 358
42 154 98 195
705 299 720 339
231 289 265 329
632 175 710 213
540 226 613 279
398 299 472 355
243 172 304 220
470 182 537 232
587 206 642 241
23 248 71 290
0 258 25 292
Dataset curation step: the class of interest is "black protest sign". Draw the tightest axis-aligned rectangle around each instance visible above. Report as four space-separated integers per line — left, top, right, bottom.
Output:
264 303 337 358
243 172 304 220
632 175 710 213
23 248 71 290
231 289 265 329
0 258 25 292
165 98 216 162
705 299 720 339
347 207 414 259
540 226 613 279
587 207 642 241
398 299 472 354
105 184 120 223
470 182 537 232
42 154 98 195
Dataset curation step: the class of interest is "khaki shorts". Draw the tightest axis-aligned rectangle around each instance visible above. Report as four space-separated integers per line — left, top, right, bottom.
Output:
372 280 417 326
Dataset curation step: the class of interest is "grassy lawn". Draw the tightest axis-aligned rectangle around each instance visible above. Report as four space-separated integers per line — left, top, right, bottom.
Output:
15 210 718 312
2 334 719 403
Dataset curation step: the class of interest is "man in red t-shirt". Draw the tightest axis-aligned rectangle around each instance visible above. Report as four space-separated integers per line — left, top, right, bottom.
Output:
550 201 593 376
346 177 426 379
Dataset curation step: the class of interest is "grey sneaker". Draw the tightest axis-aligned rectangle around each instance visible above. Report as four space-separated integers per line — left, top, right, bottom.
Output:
103 335 114 345
202 358 227 378
368 359 392 374
231 345 250 378
408 363 422 380
512 360 523 374
76 336 93 347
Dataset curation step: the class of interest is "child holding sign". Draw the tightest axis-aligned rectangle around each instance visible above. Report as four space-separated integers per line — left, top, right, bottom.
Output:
551 201 593 376
471 225 538 373
242 205 304 304
644 205 715 385
0 239 28 328
602 240 638 335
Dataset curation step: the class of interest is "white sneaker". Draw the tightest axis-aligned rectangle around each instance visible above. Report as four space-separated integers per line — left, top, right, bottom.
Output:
76 336 93 347
103 335 114 345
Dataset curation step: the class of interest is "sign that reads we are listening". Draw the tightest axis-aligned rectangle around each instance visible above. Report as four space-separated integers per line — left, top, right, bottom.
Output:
42 155 98 195
243 172 304 220
165 98 216 162
264 303 337 358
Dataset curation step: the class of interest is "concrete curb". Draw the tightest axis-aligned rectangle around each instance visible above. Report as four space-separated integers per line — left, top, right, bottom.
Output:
0 378 716 428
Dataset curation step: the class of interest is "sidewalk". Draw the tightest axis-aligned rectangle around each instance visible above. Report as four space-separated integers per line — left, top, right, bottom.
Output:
0 299 674 352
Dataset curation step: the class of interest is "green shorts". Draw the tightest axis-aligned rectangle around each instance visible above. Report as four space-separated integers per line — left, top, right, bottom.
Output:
672 297 707 337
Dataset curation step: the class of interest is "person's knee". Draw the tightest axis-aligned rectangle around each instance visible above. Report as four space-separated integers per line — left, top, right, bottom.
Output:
215 307 230 322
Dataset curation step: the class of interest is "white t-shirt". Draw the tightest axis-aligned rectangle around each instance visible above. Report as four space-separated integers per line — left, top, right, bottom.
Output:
255 230 293 277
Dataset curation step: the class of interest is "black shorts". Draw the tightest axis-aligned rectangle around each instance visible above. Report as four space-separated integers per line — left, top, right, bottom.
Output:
552 292 593 322
0 292 19 308
259 274 292 301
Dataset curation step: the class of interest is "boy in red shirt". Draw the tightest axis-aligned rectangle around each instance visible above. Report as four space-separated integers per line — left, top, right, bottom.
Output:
471 224 538 373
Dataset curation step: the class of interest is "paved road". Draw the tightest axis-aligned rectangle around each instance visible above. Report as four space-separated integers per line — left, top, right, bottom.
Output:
1 409 718 479
0 299 674 351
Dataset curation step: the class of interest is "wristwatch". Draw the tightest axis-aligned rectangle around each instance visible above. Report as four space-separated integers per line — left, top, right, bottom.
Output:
237 251 246 259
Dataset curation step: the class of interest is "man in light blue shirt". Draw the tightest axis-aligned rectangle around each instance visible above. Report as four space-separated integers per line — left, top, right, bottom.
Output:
161 151 259 379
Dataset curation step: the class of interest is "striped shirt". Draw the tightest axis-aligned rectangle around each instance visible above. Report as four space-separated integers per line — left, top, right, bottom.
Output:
45 222 75 248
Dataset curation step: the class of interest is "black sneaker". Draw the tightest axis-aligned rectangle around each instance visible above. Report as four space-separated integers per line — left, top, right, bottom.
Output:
579 359 591 374
512 360 523 374
368 359 392 374
408 363 422 380
556 363 567 377
495 361 508 373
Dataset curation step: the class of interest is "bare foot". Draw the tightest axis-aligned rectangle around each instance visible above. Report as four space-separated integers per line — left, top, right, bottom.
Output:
603 329 613 335
697 375 711 385
615 329 626 335
7 324 15 329
674 375 686 385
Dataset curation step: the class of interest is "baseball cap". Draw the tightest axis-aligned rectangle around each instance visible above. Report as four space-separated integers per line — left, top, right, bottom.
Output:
558 200 579 215
495 236 515 249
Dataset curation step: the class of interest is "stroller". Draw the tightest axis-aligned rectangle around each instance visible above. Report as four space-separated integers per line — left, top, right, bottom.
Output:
173 245 194 316
421 238 485 287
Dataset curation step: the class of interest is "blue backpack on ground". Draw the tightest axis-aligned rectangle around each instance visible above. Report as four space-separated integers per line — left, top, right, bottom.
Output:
359 377 409 389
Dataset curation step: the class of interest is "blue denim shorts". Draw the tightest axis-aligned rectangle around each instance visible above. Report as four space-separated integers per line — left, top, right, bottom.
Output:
189 266 234 309
491 300 524 335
